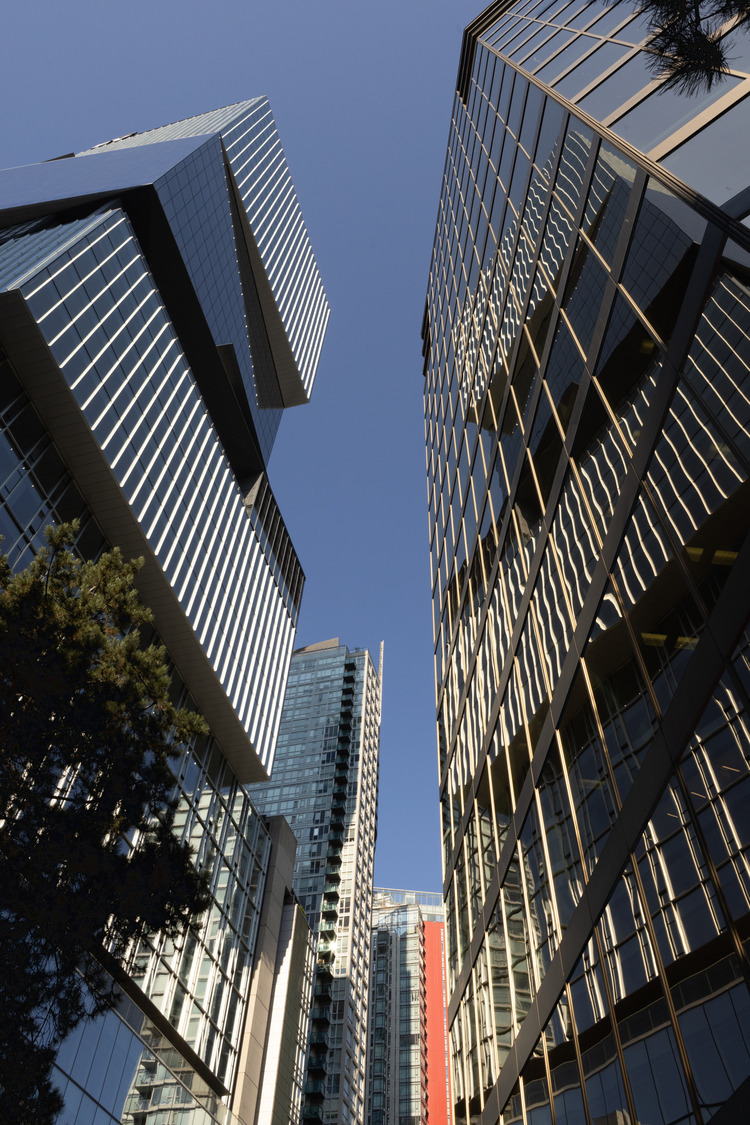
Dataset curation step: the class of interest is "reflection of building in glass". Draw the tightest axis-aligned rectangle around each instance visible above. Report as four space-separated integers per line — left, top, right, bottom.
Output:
423 5 750 1123
0 100 328 1123
250 639 382 1125
365 889 451 1125
57 819 314 1125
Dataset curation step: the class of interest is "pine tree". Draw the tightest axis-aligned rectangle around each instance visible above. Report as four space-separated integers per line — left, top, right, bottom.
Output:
0 525 210 1123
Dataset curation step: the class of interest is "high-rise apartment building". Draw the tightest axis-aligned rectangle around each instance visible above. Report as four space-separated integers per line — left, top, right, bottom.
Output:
366 889 451 1125
250 638 382 1125
423 6 750 1124
0 100 328 1124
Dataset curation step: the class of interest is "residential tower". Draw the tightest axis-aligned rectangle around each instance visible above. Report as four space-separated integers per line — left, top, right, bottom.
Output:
251 638 382 1125
366 889 451 1125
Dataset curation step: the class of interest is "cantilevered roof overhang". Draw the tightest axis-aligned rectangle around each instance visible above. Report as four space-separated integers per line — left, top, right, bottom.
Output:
0 287 269 785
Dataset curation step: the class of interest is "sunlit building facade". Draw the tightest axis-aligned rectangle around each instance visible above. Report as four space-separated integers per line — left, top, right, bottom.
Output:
422 5 750 1123
251 639 382 1125
366 889 451 1125
0 100 328 1123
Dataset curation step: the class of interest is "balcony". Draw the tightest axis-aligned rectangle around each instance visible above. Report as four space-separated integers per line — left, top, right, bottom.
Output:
318 939 336 959
304 1078 326 1101
309 1006 331 1024
307 1050 327 1074
313 978 333 1002
309 1027 329 1048
302 1106 324 1122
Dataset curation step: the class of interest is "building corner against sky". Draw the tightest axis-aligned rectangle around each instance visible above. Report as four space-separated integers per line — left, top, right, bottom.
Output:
0 100 328 1124
366 888 452 1125
423 3 750 1124
250 638 382 1125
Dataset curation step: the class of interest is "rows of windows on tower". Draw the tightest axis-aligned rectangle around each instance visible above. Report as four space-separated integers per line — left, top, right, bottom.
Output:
7 0 750 1123
0 100 344 1125
366 889 451 1125
0 91 446 1125
250 640 382 1125
423 1 750 1123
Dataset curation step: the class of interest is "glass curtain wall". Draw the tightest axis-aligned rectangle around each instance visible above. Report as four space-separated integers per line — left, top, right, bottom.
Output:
0 346 273 1121
423 4 750 1123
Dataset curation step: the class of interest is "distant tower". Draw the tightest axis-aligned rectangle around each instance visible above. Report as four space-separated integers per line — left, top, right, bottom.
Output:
366 889 451 1125
251 639 382 1125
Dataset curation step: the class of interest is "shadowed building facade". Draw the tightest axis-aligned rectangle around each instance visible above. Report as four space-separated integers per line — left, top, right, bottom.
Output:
422 5 750 1124
250 639 382 1125
0 100 327 1124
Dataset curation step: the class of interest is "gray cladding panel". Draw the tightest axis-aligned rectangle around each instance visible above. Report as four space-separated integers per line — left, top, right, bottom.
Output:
0 137 206 219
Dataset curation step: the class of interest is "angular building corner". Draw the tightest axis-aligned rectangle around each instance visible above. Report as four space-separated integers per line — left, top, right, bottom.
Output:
250 638 382 1125
423 6 750 1124
0 100 327 1123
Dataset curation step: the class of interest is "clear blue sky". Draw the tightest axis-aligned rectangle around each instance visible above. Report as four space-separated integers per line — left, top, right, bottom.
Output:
0 0 480 892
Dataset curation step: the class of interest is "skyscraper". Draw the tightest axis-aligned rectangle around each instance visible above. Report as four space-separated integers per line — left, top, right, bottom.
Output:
250 638 382 1125
423 6 750 1124
366 889 451 1125
0 99 328 1123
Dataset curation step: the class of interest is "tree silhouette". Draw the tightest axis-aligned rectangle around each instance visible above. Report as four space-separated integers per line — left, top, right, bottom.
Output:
0 525 210 1123
637 0 750 93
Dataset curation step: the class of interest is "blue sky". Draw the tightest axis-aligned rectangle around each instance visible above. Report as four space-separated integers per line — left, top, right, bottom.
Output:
0 0 480 892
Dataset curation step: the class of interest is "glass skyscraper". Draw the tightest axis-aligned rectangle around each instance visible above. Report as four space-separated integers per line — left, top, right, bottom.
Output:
251 639 382 1125
0 100 327 1124
423 5 750 1124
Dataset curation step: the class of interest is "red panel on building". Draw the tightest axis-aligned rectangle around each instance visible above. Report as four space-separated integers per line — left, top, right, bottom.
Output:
424 919 451 1124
